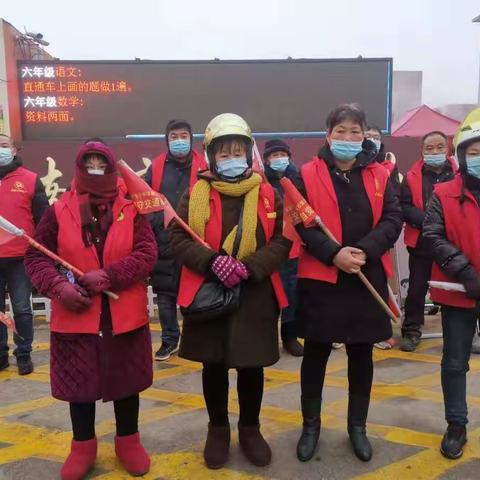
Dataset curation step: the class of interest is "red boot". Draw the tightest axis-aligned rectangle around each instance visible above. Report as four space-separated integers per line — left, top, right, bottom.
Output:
60 438 97 480
115 432 150 476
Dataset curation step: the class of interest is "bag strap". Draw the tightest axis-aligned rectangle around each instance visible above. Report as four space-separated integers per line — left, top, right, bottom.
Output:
231 202 244 258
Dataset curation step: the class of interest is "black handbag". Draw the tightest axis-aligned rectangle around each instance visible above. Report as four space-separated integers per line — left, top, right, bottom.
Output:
180 204 244 322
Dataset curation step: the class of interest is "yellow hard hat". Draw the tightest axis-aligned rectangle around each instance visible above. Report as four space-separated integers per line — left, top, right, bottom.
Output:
204 113 252 148
453 107 480 152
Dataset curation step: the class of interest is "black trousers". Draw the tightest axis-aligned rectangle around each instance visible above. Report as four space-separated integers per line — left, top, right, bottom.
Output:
202 363 264 427
301 341 373 401
403 253 433 336
70 394 139 441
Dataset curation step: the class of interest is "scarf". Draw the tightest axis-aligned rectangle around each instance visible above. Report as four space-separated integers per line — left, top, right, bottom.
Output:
189 173 262 260
74 141 119 247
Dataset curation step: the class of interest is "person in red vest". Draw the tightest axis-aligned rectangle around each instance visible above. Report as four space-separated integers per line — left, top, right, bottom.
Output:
365 125 400 185
24 141 157 480
292 104 402 464
365 125 400 351
400 131 457 351
263 139 304 357
423 121 480 460
0 133 48 375
145 119 207 361
169 113 291 469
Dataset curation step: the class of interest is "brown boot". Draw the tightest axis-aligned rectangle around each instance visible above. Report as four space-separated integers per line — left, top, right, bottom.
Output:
203 423 230 469
238 424 272 467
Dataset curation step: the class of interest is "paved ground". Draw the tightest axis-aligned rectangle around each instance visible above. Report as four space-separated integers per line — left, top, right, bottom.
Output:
1 315 480 479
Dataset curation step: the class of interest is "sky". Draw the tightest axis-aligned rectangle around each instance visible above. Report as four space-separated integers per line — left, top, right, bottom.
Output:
3 0 480 107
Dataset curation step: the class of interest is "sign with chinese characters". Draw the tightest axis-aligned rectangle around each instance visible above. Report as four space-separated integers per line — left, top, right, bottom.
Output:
18 58 393 140
19 63 133 139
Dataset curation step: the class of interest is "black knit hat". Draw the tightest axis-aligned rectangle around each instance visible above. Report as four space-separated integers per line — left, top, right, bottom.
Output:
263 139 291 160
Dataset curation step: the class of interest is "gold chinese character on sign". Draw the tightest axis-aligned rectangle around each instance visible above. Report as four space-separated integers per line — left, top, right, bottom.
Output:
40 157 67 204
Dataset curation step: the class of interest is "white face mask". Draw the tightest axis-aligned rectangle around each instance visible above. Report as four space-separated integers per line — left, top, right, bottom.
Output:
87 169 105 176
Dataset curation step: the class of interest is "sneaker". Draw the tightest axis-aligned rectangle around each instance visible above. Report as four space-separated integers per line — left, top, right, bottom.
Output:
440 424 467 459
16 354 34 375
0 353 9 371
374 338 395 350
472 335 480 354
400 335 421 352
332 343 344 349
282 339 304 357
155 343 179 361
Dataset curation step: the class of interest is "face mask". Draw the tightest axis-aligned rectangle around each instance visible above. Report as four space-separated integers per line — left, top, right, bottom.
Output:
423 153 447 167
216 157 248 179
330 140 363 162
0 147 14 166
270 157 290 173
87 168 105 175
466 155 480 179
370 139 381 152
169 139 190 157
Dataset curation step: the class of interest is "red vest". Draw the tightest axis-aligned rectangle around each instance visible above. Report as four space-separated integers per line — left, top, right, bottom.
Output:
177 183 288 309
298 157 393 283
430 176 480 308
151 150 207 192
51 191 149 334
404 156 457 248
0 167 37 258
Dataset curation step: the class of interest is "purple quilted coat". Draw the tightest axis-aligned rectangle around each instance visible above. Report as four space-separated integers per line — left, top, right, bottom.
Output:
25 206 157 402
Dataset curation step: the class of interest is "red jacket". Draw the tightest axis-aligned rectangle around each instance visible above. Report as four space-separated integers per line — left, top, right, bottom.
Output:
298 157 393 283
430 176 480 308
151 150 207 192
404 156 457 248
0 167 37 258
50 191 149 334
177 183 288 309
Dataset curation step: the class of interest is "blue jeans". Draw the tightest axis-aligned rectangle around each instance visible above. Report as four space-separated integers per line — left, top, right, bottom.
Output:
441 306 478 426
0 258 34 356
155 291 180 347
280 258 298 341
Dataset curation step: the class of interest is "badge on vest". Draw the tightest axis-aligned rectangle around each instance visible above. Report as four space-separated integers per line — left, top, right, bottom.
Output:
117 212 125 221
11 181 26 193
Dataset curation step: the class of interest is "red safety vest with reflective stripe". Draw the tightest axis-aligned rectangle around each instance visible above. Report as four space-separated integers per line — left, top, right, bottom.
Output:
404 156 457 248
151 150 207 193
297 157 393 283
0 167 37 258
50 191 149 334
177 183 288 309
430 176 480 308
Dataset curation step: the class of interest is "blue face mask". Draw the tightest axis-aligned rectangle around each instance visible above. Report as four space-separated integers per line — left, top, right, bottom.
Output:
466 155 480 179
424 153 447 167
270 157 290 173
169 139 190 157
0 147 14 166
330 140 363 162
370 139 381 152
216 157 248 179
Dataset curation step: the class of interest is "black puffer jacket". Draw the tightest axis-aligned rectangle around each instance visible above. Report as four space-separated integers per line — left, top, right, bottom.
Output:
422 175 480 286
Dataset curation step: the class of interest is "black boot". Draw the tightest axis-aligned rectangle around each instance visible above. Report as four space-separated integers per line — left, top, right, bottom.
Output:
440 424 467 459
348 394 372 462
296 397 321 462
